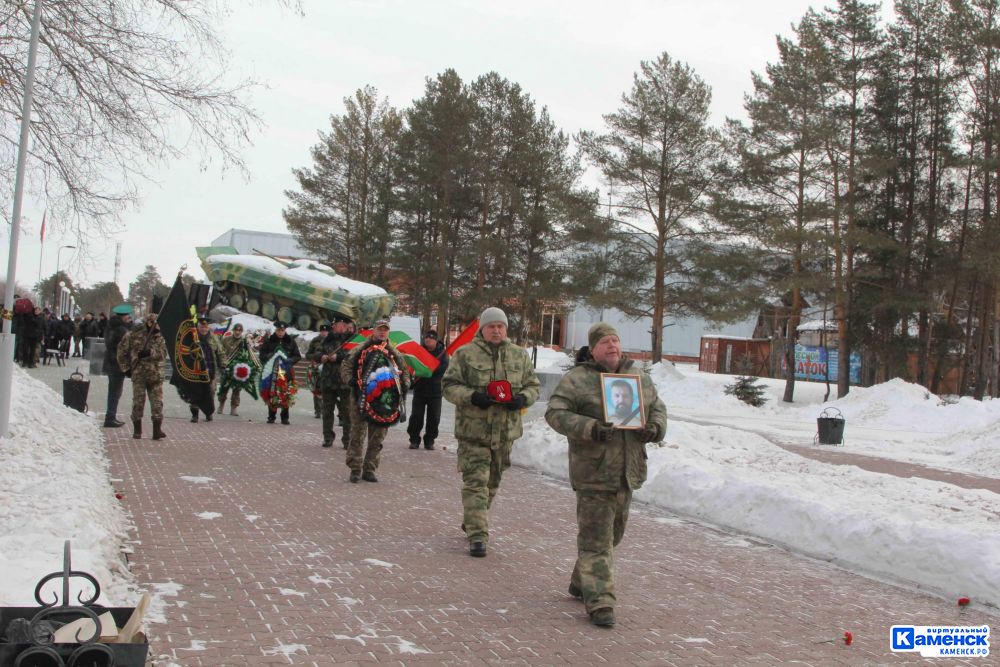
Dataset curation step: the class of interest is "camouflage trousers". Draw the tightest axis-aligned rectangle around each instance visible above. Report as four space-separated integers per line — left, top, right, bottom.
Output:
130 375 164 421
457 440 512 543
321 388 352 447
218 385 241 408
570 487 633 614
346 415 388 473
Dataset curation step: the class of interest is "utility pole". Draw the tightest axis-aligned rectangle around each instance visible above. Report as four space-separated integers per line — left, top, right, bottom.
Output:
1 0 45 438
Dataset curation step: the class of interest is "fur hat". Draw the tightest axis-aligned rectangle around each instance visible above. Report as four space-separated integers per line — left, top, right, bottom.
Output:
588 322 619 349
479 307 508 329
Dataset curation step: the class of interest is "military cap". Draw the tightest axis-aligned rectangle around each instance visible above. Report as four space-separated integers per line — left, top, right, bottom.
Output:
318 323 331 332
423 330 438 340
588 322 619 349
197 316 211 325
111 303 133 316
273 320 287 329
333 315 353 324
374 318 391 330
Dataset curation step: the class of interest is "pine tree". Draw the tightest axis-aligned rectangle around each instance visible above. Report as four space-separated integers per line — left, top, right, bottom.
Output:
724 375 769 407
579 52 721 364
284 86 402 284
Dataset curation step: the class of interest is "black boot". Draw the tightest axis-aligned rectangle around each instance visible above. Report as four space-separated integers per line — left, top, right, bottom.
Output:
152 419 166 440
132 420 142 439
267 411 276 424
190 407 198 423
361 471 378 483
469 542 486 557
280 408 290 425
409 440 421 449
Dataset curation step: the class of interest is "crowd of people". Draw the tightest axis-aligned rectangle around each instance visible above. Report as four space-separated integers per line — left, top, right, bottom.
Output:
12 298 667 629
2 295 108 367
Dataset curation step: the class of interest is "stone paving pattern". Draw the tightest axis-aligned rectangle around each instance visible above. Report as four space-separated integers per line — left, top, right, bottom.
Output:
27 365 999 665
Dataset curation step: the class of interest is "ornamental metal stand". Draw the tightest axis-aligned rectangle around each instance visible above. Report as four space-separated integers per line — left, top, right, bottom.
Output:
0 541 149 667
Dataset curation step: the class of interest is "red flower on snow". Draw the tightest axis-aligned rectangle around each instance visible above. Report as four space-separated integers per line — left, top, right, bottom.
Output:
115 492 124 500
843 631 853 646
958 597 971 607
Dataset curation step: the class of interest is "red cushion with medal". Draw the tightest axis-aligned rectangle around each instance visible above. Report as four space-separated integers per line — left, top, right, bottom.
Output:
487 380 513 403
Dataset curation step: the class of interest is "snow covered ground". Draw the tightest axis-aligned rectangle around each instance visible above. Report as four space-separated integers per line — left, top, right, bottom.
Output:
2 351 998 619
0 366 135 606
514 359 1000 610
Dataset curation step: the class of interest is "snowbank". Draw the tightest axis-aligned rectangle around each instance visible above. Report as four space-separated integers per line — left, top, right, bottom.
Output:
514 363 1000 607
0 367 134 605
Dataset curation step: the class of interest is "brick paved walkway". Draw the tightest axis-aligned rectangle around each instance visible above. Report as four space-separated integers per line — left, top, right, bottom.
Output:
102 410 995 666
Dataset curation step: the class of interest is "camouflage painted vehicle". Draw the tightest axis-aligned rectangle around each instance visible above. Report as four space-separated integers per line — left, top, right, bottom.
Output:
196 246 395 330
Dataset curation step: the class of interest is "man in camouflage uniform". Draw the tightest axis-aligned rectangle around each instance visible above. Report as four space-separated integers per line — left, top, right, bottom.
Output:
313 318 354 449
217 322 246 416
340 319 409 482
545 322 667 628
443 307 540 558
118 312 169 440
306 324 330 418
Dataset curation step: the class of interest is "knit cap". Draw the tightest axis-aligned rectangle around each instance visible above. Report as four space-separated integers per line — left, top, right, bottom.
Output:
588 322 619 349
479 307 508 328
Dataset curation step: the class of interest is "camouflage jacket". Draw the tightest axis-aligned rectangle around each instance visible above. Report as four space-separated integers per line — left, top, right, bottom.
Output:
117 324 168 381
340 336 410 396
220 334 245 358
313 333 353 391
442 335 541 448
545 358 667 492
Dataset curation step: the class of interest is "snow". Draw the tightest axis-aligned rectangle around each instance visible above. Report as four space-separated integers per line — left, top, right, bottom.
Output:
513 361 1000 608
4 352 1000 622
532 345 573 371
0 366 134 606
204 253 388 296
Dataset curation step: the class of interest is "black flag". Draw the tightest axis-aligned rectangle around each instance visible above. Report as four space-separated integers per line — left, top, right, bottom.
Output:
160 275 215 416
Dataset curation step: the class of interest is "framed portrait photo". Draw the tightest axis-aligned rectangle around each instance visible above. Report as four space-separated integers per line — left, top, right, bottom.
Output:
601 373 644 429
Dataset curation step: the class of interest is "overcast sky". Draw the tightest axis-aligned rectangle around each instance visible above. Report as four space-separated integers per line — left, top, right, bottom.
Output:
3 0 891 299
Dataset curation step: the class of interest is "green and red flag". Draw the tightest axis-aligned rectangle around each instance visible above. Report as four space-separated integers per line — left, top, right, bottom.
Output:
344 330 439 378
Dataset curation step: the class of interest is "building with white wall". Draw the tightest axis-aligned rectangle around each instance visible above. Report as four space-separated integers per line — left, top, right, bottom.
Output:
210 228 305 258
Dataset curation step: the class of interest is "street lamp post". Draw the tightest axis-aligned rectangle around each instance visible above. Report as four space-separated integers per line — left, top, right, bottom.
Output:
54 245 75 314
1 0 45 438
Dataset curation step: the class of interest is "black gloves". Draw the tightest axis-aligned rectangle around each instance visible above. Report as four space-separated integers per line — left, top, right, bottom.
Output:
591 421 615 443
638 423 661 443
471 391 494 409
137 350 151 359
504 394 527 411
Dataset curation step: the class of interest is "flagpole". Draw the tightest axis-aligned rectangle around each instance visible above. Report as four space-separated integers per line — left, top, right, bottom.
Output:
1 0 45 439
37 212 45 290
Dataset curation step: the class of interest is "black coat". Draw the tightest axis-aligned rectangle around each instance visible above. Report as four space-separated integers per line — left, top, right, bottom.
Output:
103 314 129 374
411 341 449 398
259 333 301 367
79 318 100 339
20 313 44 342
